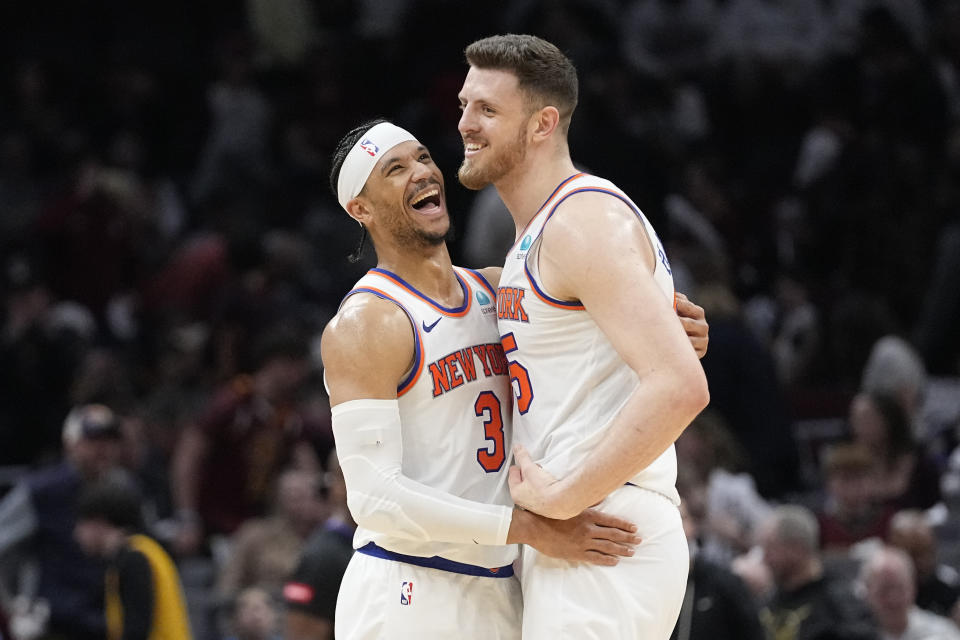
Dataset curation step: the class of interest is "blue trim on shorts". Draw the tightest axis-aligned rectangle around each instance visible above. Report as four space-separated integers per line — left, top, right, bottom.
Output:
356 542 515 579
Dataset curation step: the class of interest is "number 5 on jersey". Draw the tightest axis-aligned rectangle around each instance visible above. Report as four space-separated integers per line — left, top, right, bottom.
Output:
500 333 533 414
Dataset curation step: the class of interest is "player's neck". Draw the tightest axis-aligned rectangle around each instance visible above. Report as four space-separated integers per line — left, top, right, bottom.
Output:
376 244 464 306
495 147 577 237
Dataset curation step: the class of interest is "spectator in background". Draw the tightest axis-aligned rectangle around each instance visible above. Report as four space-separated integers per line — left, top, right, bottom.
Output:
34 160 146 324
170 325 327 556
860 336 928 430
860 545 960 640
670 487 765 640
757 505 879 640
887 510 960 622
74 477 192 640
189 33 274 206
675 410 771 564
771 269 823 388
912 222 960 378
0 404 125 640
222 587 280 640
816 443 894 556
0 254 93 465
695 281 800 499
284 450 354 640
848 391 941 511
215 468 324 603
731 547 775 607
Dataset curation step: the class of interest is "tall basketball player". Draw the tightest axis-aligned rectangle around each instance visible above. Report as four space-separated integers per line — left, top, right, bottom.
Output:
457 35 711 639
321 119 665 639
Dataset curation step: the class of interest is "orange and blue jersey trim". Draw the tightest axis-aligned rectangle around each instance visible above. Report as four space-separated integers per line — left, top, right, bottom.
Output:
357 542 515 578
368 268 472 317
507 172 585 254
523 260 586 310
459 267 496 299
524 184 656 311
342 287 425 397
543 185 643 226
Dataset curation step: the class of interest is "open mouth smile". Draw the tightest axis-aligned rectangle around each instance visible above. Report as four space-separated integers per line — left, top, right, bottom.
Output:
410 187 442 213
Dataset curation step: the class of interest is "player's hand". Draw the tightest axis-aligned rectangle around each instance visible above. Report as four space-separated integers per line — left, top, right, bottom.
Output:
675 292 709 358
524 508 642 566
508 444 570 519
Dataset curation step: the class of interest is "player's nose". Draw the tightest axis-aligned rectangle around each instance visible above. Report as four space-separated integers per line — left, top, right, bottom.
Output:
411 159 432 181
457 106 476 137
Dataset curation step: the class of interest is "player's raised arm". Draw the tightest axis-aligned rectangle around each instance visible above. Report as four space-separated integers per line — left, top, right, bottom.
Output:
508 192 710 520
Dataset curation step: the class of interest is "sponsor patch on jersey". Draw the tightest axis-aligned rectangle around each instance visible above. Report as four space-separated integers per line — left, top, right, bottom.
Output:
283 582 315 604
477 290 496 315
515 234 533 259
400 581 413 605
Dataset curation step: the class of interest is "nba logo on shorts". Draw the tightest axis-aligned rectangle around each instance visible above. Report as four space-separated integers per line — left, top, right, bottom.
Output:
400 581 413 606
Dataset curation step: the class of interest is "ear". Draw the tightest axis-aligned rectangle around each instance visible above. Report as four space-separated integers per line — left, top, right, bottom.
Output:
345 198 371 226
530 106 561 141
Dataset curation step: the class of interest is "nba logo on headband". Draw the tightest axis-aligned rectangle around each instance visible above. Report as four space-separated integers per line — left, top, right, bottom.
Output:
359 139 379 157
337 122 418 210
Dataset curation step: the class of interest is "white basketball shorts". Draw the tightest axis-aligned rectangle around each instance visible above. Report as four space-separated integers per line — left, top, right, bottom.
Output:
520 484 689 639
335 544 522 639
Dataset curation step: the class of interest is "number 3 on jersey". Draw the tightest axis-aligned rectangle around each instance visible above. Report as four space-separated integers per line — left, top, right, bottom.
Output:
500 333 533 414
475 391 505 472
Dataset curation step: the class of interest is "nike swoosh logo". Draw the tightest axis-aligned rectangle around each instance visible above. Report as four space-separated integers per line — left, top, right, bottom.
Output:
422 318 441 332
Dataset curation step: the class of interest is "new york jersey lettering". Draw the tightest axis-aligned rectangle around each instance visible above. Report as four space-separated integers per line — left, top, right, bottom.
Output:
496 287 530 323
429 342 507 397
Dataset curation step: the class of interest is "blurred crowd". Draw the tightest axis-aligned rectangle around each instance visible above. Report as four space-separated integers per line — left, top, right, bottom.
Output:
1 0 959 638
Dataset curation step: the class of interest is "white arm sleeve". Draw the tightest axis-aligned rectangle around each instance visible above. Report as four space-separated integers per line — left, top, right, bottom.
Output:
332 398 513 546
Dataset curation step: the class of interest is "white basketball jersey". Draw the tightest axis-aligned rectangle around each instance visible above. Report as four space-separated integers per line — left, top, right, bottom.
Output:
342 266 517 568
498 173 680 504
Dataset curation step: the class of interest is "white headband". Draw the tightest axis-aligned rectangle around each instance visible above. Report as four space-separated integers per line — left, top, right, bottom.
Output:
337 122 418 210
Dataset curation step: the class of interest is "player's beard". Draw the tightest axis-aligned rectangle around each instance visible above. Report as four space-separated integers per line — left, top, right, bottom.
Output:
457 124 527 191
386 210 449 251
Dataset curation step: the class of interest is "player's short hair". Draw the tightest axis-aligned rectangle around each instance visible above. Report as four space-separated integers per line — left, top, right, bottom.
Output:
329 118 389 198
465 34 578 135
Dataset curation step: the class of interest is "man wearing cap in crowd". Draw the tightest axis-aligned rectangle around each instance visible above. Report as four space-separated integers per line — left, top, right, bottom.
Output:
0 404 125 640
